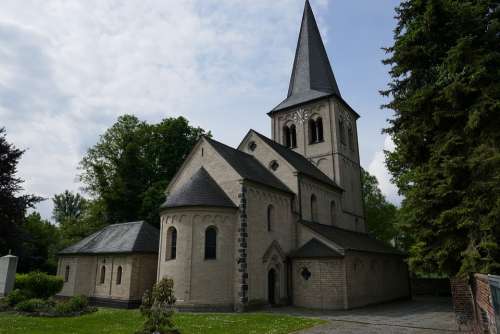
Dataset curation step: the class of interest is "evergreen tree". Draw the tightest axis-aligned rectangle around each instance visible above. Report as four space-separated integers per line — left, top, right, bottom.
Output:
382 0 500 275
0 127 41 259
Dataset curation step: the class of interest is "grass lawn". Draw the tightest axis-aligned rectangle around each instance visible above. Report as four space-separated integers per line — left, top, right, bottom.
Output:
0 308 325 334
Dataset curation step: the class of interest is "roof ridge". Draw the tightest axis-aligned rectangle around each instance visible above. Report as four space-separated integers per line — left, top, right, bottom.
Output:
300 220 368 236
205 136 256 159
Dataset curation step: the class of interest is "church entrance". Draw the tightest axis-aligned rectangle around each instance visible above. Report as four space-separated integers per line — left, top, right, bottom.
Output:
268 268 277 305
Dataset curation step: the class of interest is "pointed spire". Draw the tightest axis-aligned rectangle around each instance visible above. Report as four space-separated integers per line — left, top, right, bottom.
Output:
271 0 341 112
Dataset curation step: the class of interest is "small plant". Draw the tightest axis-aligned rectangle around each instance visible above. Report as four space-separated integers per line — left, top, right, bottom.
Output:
15 298 50 313
0 297 9 312
136 277 179 334
14 272 63 299
6 289 29 306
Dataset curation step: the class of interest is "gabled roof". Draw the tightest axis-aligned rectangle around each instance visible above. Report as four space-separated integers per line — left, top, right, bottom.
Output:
290 238 343 258
250 130 342 190
59 221 159 255
161 167 236 209
205 137 292 194
299 220 405 256
271 0 340 113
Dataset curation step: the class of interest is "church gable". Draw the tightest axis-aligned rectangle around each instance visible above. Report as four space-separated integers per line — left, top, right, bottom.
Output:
165 137 243 204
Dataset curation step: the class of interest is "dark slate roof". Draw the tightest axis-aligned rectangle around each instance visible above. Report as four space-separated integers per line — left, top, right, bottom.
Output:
59 221 159 255
161 167 236 209
290 238 343 258
271 0 340 113
205 137 292 193
299 220 405 255
252 130 341 190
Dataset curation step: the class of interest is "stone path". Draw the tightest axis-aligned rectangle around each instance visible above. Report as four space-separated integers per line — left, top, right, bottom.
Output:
272 297 460 334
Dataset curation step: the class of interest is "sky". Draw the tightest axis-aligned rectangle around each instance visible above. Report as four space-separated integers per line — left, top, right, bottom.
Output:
0 0 402 221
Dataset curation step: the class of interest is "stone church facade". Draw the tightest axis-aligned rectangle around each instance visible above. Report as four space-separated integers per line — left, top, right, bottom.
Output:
57 0 409 311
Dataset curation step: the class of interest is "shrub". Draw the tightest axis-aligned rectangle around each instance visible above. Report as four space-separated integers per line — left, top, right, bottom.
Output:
0 297 9 311
15 298 50 313
136 277 178 334
15 272 63 299
54 295 91 315
6 289 28 306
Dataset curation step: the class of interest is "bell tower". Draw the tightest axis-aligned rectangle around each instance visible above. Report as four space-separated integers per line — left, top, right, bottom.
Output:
268 0 364 225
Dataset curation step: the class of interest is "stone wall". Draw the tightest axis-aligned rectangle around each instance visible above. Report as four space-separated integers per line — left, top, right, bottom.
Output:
345 251 410 308
292 258 346 309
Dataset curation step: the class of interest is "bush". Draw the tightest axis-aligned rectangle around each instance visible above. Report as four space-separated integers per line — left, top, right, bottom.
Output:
15 298 50 313
136 277 178 334
0 298 9 312
54 295 91 315
15 272 63 299
6 289 29 306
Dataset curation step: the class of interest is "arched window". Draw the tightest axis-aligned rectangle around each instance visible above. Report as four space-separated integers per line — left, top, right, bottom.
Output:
267 205 274 231
290 124 297 148
166 227 177 260
310 194 318 222
330 201 336 225
116 266 122 285
64 265 70 282
309 119 317 144
348 127 354 151
283 126 291 148
100 266 106 284
338 120 346 144
316 118 324 142
205 226 217 259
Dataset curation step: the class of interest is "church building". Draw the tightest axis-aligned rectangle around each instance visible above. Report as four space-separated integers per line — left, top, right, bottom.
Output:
58 0 410 311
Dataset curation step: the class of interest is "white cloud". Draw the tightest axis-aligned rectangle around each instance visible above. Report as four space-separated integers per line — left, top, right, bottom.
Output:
367 135 402 205
0 0 327 220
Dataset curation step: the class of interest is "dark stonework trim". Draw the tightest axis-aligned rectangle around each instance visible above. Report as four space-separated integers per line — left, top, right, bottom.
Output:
235 185 249 312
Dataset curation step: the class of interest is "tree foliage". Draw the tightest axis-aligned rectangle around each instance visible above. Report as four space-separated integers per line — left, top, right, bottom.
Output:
0 127 42 268
79 115 208 227
361 169 398 244
382 0 500 275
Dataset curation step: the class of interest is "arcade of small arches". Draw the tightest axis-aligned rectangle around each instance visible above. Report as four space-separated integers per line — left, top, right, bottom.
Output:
282 115 355 151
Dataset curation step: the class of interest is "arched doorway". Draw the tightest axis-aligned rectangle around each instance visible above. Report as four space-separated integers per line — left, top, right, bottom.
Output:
268 268 277 305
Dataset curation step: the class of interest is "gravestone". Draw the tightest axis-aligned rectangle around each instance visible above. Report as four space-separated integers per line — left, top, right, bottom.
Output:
0 254 18 297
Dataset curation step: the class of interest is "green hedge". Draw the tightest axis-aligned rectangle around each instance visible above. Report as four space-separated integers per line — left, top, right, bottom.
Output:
14 272 63 299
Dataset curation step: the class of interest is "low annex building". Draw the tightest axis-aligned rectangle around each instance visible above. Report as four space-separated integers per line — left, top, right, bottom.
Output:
57 221 159 308
58 0 410 311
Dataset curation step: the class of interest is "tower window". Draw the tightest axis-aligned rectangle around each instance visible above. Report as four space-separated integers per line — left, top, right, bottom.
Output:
283 126 291 148
317 118 324 142
267 205 274 231
166 227 177 260
309 119 317 144
205 226 217 260
310 194 318 222
290 125 297 148
309 117 324 143
348 127 354 151
339 120 346 145
283 124 297 148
